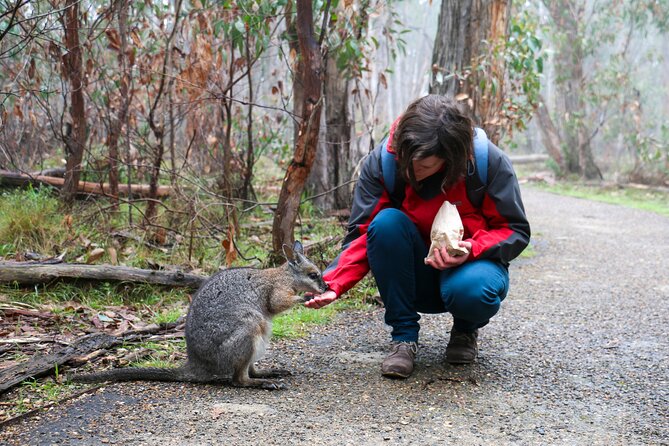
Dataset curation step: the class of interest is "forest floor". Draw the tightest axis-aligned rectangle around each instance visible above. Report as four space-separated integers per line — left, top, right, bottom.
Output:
1 185 668 445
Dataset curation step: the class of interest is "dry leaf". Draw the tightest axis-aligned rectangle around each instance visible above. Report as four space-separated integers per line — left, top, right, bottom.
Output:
130 30 143 48
105 28 121 51
379 73 387 89
86 248 105 264
62 214 73 229
108 247 118 265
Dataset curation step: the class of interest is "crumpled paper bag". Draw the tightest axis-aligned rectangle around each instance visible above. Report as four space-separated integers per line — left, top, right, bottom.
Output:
425 201 469 261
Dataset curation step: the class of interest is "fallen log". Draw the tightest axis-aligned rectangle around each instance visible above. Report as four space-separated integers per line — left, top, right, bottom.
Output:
508 154 550 164
30 167 66 178
0 262 207 289
0 323 184 394
0 169 172 198
0 332 117 394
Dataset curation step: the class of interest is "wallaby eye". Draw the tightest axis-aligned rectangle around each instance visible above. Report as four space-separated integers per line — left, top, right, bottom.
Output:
308 272 319 280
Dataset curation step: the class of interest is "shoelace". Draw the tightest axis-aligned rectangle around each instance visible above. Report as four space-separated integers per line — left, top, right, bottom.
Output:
391 341 418 355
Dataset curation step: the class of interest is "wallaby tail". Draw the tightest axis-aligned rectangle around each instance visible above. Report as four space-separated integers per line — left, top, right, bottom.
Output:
70 365 192 384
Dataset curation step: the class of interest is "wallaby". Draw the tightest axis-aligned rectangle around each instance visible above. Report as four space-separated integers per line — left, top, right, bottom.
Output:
71 241 328 390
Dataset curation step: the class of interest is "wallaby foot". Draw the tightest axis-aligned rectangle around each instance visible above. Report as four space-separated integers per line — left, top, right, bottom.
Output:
231 376 288 390
249 364 292 378
233 365 288 390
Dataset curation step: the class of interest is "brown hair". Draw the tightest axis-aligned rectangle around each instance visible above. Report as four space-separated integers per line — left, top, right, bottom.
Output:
394 95 473 191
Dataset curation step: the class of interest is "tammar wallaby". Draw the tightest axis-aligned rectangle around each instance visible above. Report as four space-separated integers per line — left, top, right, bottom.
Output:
71 241 328 390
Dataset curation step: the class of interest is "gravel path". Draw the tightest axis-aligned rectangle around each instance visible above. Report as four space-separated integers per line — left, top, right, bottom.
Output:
1 186 668 446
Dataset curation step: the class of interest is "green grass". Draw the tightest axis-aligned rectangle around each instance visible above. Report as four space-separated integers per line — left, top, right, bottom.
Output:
518 242 536 259
272 304 338 338
150 307 185 325
0 186 65 255
534 182 669 217
0 281 191 309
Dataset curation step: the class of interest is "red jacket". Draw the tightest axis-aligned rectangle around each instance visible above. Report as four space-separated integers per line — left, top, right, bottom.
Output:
323 125 531 298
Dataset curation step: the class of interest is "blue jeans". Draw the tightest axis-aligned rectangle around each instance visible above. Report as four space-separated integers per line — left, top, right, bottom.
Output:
367 208 509 343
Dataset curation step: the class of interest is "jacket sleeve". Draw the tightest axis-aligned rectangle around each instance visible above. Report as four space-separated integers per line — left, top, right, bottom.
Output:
466 143 531 264
323 145 393 297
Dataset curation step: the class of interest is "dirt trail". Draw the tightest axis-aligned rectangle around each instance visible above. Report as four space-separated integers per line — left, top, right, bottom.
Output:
1 186 668 446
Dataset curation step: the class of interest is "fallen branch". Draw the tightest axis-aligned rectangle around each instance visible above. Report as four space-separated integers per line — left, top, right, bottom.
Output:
0 323 184 394
0 332 117 394
0 169 172 198
0 338 68 345
0 262 207 289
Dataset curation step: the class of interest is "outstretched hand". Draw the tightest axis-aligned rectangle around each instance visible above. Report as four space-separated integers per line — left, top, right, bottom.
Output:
304 290 337 309
424 241 472 270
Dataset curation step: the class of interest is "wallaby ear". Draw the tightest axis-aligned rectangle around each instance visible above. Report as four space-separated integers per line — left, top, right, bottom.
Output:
292 240 304 255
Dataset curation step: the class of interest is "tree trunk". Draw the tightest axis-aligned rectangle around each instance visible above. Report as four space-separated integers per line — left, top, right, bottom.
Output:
272 0 324 256
145 0 182 225
107 0 132 207
430 0 511 144
535 97 565 172
309 54 352 211
241 29 256 202
542 0 602 180
60 0 87 205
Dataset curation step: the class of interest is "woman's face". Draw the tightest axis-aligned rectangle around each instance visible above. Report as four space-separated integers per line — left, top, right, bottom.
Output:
412 155 445 181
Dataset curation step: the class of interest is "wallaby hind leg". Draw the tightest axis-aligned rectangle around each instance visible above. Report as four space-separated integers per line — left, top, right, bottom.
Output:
226 326 287 390
249 364 292 379
232 366 287 390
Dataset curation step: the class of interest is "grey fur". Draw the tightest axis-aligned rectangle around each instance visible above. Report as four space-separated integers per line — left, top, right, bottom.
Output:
71 241 328 390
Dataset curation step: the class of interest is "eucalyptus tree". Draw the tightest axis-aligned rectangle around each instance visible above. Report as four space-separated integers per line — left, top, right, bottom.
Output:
430 0 543 146
537 0 669 182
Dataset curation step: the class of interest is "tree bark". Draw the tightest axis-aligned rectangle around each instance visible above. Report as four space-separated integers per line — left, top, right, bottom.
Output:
272 0 324 257
309 54 352 210
60 0 87 205
535 98 565 171
0 262 206 289
106 0 132 207
430 0 511 144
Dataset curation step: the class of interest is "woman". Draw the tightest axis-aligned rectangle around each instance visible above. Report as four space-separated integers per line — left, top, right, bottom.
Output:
306 94 531 378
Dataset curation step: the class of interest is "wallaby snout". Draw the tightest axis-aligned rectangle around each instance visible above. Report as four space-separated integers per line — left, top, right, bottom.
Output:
301 277 328 301
284 240 329 297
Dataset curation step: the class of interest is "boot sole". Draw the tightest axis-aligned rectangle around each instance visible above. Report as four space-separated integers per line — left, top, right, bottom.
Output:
381 370 412 379
446 355 476 364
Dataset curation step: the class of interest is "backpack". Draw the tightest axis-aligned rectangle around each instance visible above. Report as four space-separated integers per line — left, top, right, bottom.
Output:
381 127 489 208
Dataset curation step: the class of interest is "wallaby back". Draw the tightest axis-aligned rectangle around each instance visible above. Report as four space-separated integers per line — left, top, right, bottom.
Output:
71 240 328 389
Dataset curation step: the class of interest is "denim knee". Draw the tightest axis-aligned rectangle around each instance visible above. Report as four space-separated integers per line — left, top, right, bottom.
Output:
368 208 413 242
439 260 509 327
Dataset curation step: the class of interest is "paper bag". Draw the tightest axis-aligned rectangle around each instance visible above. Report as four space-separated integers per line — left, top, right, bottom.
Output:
425 201 469 261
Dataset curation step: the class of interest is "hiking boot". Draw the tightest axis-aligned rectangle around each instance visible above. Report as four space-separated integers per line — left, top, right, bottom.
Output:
381 341 418 379
446 329 478 364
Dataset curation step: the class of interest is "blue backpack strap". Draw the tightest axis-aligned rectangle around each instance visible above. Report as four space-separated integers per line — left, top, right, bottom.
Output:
380 137 396 194
473 127 489 185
